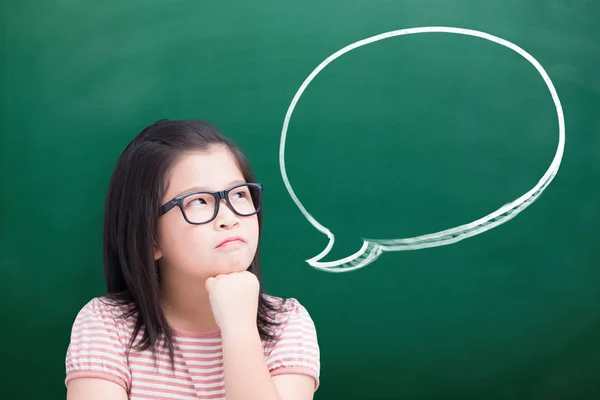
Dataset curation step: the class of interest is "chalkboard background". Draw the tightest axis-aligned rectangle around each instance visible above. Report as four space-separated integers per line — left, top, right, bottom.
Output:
2 0 599 398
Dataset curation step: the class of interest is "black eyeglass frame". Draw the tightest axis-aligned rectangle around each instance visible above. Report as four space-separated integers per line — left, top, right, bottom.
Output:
159 182 263 225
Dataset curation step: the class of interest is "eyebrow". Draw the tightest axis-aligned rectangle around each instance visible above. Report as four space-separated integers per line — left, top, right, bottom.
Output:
172 179 247 198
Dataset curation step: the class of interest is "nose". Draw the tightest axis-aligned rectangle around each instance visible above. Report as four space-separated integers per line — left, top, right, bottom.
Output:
214 198 239 229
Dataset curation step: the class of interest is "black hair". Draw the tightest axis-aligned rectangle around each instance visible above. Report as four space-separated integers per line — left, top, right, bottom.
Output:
102 119 285 367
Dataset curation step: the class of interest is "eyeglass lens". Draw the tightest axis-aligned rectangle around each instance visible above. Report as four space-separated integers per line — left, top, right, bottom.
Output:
182 184 260 223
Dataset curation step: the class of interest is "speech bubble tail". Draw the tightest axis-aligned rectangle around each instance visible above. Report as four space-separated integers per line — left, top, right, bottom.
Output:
306 232 385 272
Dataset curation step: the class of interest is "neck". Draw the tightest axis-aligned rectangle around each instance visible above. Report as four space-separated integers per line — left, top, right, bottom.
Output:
159 267 219 334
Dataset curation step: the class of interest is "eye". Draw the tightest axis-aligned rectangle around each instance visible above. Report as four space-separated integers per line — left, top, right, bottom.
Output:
231 189 250 200
185 195 211 207
189 198 207 205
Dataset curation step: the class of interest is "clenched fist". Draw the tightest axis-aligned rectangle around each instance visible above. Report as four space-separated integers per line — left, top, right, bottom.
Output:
205 271 260 334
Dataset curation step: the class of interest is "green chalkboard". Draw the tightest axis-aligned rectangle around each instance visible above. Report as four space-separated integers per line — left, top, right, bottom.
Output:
2 0 599 399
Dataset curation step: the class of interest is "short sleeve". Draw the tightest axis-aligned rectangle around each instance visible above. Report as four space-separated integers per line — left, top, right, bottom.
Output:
265 299 321 391
65 298 131 392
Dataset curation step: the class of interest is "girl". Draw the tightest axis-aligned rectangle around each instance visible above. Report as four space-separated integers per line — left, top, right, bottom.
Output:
65 120 320 400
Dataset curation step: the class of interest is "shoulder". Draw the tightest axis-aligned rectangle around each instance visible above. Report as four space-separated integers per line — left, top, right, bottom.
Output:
263 294 315 324
68 296 136 345
262 295 321 390
66 296 134 391
71 296 133 327
262 294 319 344
75 296 128 315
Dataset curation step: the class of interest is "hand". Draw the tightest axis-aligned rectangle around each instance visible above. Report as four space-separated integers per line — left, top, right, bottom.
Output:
205 271 260 334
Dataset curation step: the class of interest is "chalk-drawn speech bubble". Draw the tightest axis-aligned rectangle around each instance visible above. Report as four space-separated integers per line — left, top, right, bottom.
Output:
279 26 565 273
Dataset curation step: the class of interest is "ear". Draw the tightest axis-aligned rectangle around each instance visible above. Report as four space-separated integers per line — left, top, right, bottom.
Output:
153 244 162 261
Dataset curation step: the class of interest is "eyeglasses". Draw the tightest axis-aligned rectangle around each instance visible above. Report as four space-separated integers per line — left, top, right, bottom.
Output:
159 182 262 225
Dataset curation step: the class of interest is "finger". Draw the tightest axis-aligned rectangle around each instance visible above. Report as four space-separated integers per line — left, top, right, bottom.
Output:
205 277 216 291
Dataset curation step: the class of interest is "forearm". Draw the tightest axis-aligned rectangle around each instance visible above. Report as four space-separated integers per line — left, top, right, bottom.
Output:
221 326 283 400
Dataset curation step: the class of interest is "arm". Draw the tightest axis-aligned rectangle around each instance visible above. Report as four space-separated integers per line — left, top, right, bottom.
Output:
221 327 316 400
67 378 128 400
222 327 282 400
64 298 131 399
206 273 320 400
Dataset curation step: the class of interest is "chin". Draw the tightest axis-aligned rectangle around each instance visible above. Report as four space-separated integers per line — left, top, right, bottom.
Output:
218 259 251 274
229 264 251 274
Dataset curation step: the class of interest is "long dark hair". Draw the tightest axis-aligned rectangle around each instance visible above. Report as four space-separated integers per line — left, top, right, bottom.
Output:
102 119 285 366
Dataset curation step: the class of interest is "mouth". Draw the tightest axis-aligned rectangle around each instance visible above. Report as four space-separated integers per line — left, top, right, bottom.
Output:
216 237 245 248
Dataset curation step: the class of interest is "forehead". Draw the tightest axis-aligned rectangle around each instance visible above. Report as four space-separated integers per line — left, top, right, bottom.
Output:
164 146 244 198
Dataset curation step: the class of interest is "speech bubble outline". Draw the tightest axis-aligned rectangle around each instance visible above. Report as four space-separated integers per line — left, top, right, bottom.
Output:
279 26 565 273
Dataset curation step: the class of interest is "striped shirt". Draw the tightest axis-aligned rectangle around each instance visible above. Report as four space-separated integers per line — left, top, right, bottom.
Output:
65 296 320 399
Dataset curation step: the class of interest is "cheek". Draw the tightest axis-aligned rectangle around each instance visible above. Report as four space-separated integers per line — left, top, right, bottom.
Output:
247 219 260 255
158 215 260 274
158 217 210 264
245 217 260 248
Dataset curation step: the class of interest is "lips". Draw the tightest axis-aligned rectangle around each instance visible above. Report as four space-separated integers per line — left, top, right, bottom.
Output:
216 236 245 248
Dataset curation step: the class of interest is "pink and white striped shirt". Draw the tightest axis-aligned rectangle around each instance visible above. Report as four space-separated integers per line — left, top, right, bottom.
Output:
65 296 320 399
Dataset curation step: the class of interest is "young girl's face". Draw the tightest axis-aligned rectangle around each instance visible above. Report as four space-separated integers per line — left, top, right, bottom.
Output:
154 145 259 280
